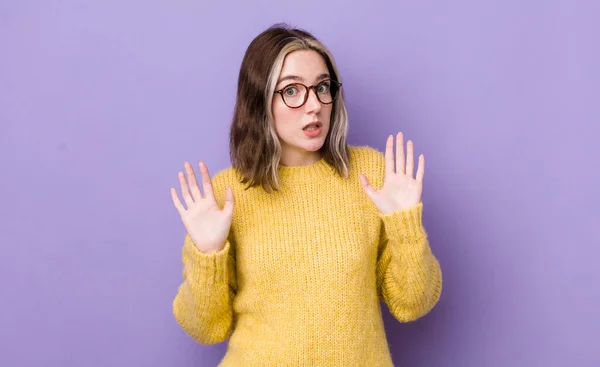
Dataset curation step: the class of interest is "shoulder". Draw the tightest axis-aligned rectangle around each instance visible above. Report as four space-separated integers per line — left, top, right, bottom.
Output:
348 145 384 164
348 145 386 189
211 166 236 184
208 166 244 206
348 145 385 173
210 166 242 192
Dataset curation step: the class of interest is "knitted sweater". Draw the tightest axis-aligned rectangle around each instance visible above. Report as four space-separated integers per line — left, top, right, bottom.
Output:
173 145 442 366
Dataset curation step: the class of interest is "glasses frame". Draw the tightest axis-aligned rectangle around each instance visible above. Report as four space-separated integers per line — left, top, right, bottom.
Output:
274 78 343 109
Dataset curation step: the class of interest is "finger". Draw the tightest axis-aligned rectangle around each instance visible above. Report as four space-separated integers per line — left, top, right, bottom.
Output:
396 132 405 175
178 171 195 207
359 173 377 200
185 162 203 201
170 187 186 213
416 154 425 182
199 162 217 204
406 140 414 178
384 135 395 177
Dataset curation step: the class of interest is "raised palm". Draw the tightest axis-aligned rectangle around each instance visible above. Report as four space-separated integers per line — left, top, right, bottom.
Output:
360 132 424 214
170 161 234 253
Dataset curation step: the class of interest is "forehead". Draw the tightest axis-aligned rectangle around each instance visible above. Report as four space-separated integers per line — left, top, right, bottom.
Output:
279 50 329 81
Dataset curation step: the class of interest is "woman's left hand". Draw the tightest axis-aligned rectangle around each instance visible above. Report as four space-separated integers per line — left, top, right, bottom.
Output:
360 132 424 214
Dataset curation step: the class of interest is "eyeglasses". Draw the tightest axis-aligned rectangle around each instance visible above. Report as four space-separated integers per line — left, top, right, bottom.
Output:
274 79 342 108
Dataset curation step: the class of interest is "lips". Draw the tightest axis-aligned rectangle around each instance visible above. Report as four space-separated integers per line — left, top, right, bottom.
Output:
302 121 322 130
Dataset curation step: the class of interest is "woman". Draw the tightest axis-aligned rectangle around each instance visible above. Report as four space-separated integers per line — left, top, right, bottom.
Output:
170 23 442 366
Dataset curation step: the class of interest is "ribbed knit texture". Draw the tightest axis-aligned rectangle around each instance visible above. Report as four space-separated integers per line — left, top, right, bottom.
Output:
173 145 442 366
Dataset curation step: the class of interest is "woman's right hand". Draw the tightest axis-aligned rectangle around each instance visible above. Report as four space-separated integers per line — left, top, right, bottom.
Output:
170 161 234 254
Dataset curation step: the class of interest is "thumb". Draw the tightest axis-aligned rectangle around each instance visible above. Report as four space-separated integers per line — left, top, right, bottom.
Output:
359 173 377 200
223 187 234 214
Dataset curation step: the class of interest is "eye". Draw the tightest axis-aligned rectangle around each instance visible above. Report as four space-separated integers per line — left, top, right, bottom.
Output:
317 81 330 93
283 85 299 96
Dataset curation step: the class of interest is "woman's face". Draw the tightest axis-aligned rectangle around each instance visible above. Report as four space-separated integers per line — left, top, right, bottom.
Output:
272 50 333 165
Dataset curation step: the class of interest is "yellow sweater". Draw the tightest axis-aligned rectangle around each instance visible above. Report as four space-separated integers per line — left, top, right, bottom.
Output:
173 145 442 366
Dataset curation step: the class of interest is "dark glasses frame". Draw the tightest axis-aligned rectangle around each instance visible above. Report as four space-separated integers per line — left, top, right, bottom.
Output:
274 78 343 109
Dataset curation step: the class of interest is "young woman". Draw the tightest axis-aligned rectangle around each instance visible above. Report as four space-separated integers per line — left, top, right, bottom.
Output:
170 24 442 366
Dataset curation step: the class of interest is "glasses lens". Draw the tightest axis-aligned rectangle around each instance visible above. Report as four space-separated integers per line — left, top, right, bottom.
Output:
315 80 338 104
282 84 306 108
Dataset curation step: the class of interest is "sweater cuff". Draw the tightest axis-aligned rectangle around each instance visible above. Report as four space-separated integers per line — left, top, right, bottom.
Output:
183 235 231 287
377 202 427 247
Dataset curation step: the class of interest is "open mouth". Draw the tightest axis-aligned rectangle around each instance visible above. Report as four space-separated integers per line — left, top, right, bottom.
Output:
303 122 322 131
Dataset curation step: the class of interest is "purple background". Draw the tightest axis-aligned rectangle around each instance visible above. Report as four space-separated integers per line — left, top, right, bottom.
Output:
2 1 599 366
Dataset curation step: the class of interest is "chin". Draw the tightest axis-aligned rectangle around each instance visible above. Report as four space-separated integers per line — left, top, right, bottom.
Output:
302 138 326 152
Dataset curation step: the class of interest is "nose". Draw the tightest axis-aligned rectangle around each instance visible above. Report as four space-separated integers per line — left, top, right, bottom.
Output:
304 87 322 113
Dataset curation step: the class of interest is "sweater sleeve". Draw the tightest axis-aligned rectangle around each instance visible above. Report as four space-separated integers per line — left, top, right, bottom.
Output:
172 170 238 344
375 202 442 322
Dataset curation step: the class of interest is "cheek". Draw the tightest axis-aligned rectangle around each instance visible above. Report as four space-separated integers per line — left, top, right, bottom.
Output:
322 105 333 124
273 101 298 132
272 101 285 123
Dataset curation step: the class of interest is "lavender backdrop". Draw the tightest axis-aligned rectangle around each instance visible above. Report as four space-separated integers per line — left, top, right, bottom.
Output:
1 1 599 366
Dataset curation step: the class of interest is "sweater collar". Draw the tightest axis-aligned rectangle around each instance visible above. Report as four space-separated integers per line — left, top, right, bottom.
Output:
277 156 334 184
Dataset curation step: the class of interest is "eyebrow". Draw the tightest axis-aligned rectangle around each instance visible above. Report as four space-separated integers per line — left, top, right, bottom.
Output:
277 73 330 85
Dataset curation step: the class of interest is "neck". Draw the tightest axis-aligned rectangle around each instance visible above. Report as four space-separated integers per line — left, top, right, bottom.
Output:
279 148 322 167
